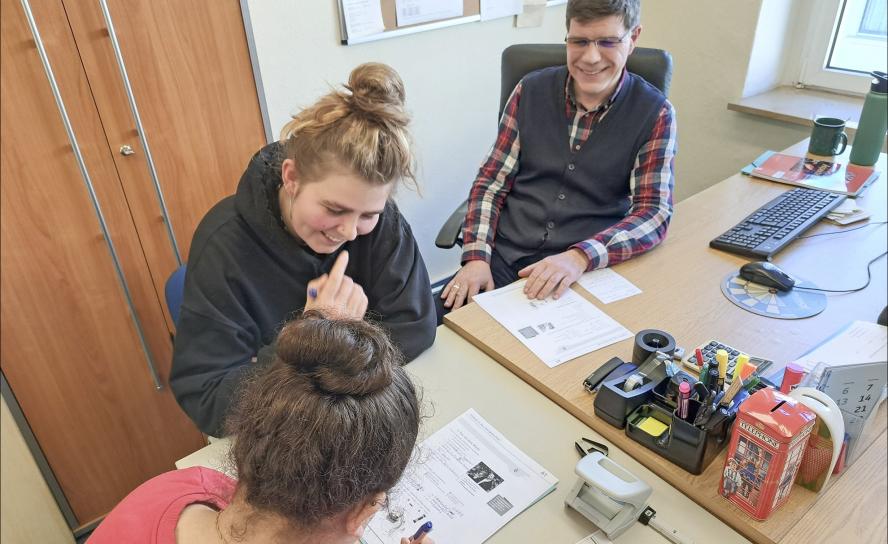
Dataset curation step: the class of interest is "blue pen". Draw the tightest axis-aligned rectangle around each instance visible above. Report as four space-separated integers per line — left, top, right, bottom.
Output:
410 521 433 542
308 287 318 300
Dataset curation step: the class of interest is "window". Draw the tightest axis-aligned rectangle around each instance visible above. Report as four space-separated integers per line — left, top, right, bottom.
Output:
799 0 888 93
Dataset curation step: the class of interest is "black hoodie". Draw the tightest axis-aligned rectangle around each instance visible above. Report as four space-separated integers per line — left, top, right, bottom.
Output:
170 143 436 435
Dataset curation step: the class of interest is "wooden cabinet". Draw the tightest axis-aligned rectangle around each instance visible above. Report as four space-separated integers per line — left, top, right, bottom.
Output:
0 0 266 532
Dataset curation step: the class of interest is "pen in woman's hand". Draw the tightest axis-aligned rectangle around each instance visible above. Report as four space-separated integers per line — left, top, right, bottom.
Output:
409 520 432 542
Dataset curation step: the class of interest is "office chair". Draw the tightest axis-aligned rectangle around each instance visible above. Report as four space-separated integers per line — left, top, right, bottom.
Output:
164 264 187 327
435 44 673 250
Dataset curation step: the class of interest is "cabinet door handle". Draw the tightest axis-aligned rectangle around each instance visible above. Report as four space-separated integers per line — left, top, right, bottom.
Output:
98 0 182 266
20 0 163 391
119 144 135 156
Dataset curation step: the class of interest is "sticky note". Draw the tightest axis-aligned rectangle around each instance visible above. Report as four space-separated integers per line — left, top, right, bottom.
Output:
637 416 669 437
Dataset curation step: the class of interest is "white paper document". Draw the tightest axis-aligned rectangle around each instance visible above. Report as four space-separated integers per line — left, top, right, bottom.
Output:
341 0 386 38
363 409 558 544
480 0 523 20
794 320 888 373
395 0 462 26
577 268 642 304
473 281 633 367
516 0 546 27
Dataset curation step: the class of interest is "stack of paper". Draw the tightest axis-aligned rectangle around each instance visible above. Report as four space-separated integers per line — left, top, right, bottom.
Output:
363 409 557 544
825 199 871 225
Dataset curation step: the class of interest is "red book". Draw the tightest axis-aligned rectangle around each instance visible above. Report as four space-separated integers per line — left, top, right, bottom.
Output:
747 151 880 196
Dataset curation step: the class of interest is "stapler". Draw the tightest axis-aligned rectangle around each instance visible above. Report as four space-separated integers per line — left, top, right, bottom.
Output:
564 452 651 539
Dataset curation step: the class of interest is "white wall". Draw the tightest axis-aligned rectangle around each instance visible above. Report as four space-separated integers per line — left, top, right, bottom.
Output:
244 1 809 282
1 398 74 544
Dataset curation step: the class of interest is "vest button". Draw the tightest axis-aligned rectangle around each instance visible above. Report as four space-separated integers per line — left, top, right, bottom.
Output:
567 163 576 171
558 193 566 200
547 221 555 229
574 144 581 151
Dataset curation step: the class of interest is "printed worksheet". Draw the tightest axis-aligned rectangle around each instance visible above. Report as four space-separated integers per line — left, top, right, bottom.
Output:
362 409 557 544
341 0 385 38
473 280 633 367
794 320 888 373
480 0 523 20
577 268 642 304
394 0 462 26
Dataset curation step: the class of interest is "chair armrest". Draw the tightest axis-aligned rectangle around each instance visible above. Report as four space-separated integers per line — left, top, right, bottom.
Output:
435 199 469 249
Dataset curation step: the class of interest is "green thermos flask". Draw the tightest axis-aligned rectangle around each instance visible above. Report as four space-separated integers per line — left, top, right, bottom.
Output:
849 71 887 167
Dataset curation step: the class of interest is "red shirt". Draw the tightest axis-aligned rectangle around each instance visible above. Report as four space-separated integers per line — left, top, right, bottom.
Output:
88 466 236 544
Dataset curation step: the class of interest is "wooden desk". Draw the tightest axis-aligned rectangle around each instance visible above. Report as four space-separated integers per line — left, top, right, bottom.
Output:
178 327 750 543
444 141 888 544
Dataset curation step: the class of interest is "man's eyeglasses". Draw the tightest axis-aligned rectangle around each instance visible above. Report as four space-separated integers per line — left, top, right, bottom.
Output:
565 29 631 50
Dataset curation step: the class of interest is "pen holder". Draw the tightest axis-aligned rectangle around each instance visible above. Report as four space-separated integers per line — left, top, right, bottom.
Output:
651 371 697 410
625 394 736 474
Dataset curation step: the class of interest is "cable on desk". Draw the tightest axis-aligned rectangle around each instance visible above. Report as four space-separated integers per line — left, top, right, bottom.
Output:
794 250 888 293
797 221 887 239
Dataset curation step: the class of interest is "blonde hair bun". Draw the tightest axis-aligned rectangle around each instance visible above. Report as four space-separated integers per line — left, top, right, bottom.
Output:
346 62 407 126
279 62 416 187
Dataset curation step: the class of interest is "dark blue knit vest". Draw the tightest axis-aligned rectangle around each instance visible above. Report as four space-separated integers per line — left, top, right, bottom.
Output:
494 66 666 265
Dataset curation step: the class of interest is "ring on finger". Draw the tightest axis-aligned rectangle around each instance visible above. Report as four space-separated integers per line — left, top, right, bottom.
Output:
453 283 461 290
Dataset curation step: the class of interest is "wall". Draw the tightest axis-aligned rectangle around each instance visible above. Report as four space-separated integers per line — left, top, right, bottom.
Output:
244 1 809 282
639 1 808 202
1 398 74 544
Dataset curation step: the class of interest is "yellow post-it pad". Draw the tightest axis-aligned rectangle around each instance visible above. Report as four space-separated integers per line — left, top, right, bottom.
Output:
637 416 669 437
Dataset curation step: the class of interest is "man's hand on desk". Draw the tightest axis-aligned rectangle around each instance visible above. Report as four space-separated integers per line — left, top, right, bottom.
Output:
519 248 589 300
441 260 494 310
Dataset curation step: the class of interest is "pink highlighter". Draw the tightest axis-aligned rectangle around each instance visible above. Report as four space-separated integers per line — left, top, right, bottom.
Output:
678 381 691 420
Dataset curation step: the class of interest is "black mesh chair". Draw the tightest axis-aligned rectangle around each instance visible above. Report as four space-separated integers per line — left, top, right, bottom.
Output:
435 44 673 249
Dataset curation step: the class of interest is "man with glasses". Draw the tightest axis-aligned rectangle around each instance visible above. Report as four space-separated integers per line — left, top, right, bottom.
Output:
442 0 676 309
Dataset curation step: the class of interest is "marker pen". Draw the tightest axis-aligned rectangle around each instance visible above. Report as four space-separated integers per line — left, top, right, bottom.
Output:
410 521 433 542
715 349 728 390
308 287 318 300
678 381 691 420
705 367 720 393
734 353 749 382
695 348 706 370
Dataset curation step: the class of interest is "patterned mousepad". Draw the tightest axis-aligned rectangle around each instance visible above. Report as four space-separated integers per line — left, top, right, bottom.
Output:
721 272 827 319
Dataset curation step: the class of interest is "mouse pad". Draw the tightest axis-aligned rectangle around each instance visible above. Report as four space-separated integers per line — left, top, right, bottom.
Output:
721 272 827 319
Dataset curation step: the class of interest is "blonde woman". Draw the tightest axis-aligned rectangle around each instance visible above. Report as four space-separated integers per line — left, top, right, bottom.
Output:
170 63 436 436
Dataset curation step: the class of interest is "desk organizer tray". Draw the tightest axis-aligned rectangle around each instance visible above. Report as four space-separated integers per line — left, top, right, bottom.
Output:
626 399 734 474
594 370 734 474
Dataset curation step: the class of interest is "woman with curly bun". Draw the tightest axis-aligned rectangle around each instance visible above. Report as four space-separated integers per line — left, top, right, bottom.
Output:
170 63 436 436
91 315 432 543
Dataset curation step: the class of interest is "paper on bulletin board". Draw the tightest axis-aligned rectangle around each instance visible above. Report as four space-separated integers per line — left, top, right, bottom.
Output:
341 0 386 38
516 0 546 27
480 0 523 21
395 0 462 26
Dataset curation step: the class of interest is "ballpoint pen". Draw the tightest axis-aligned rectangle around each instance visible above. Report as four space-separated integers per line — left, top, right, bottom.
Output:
410 521 433 542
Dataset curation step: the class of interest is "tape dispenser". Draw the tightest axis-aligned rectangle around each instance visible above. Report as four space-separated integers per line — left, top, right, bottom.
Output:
564 451 652 539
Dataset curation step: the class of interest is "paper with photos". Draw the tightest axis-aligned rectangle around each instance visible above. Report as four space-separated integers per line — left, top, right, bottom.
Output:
473 280 633 367
363 409 557 544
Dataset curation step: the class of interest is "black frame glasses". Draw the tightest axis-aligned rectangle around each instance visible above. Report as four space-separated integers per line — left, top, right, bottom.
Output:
565 29 631 50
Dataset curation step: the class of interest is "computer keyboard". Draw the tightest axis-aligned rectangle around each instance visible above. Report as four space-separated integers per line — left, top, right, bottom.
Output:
709 188 846 259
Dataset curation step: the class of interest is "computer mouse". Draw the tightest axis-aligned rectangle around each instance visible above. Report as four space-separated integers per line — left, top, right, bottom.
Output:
739 261 795 292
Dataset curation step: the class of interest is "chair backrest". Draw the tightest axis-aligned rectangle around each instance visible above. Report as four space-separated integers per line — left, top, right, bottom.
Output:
499 44 673 117
164 264 187 326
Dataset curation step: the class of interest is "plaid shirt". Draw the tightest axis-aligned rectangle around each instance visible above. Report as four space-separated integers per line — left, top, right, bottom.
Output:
462 70 677 270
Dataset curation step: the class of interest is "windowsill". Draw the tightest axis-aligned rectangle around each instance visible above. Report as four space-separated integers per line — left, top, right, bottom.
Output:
727 86 864 136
